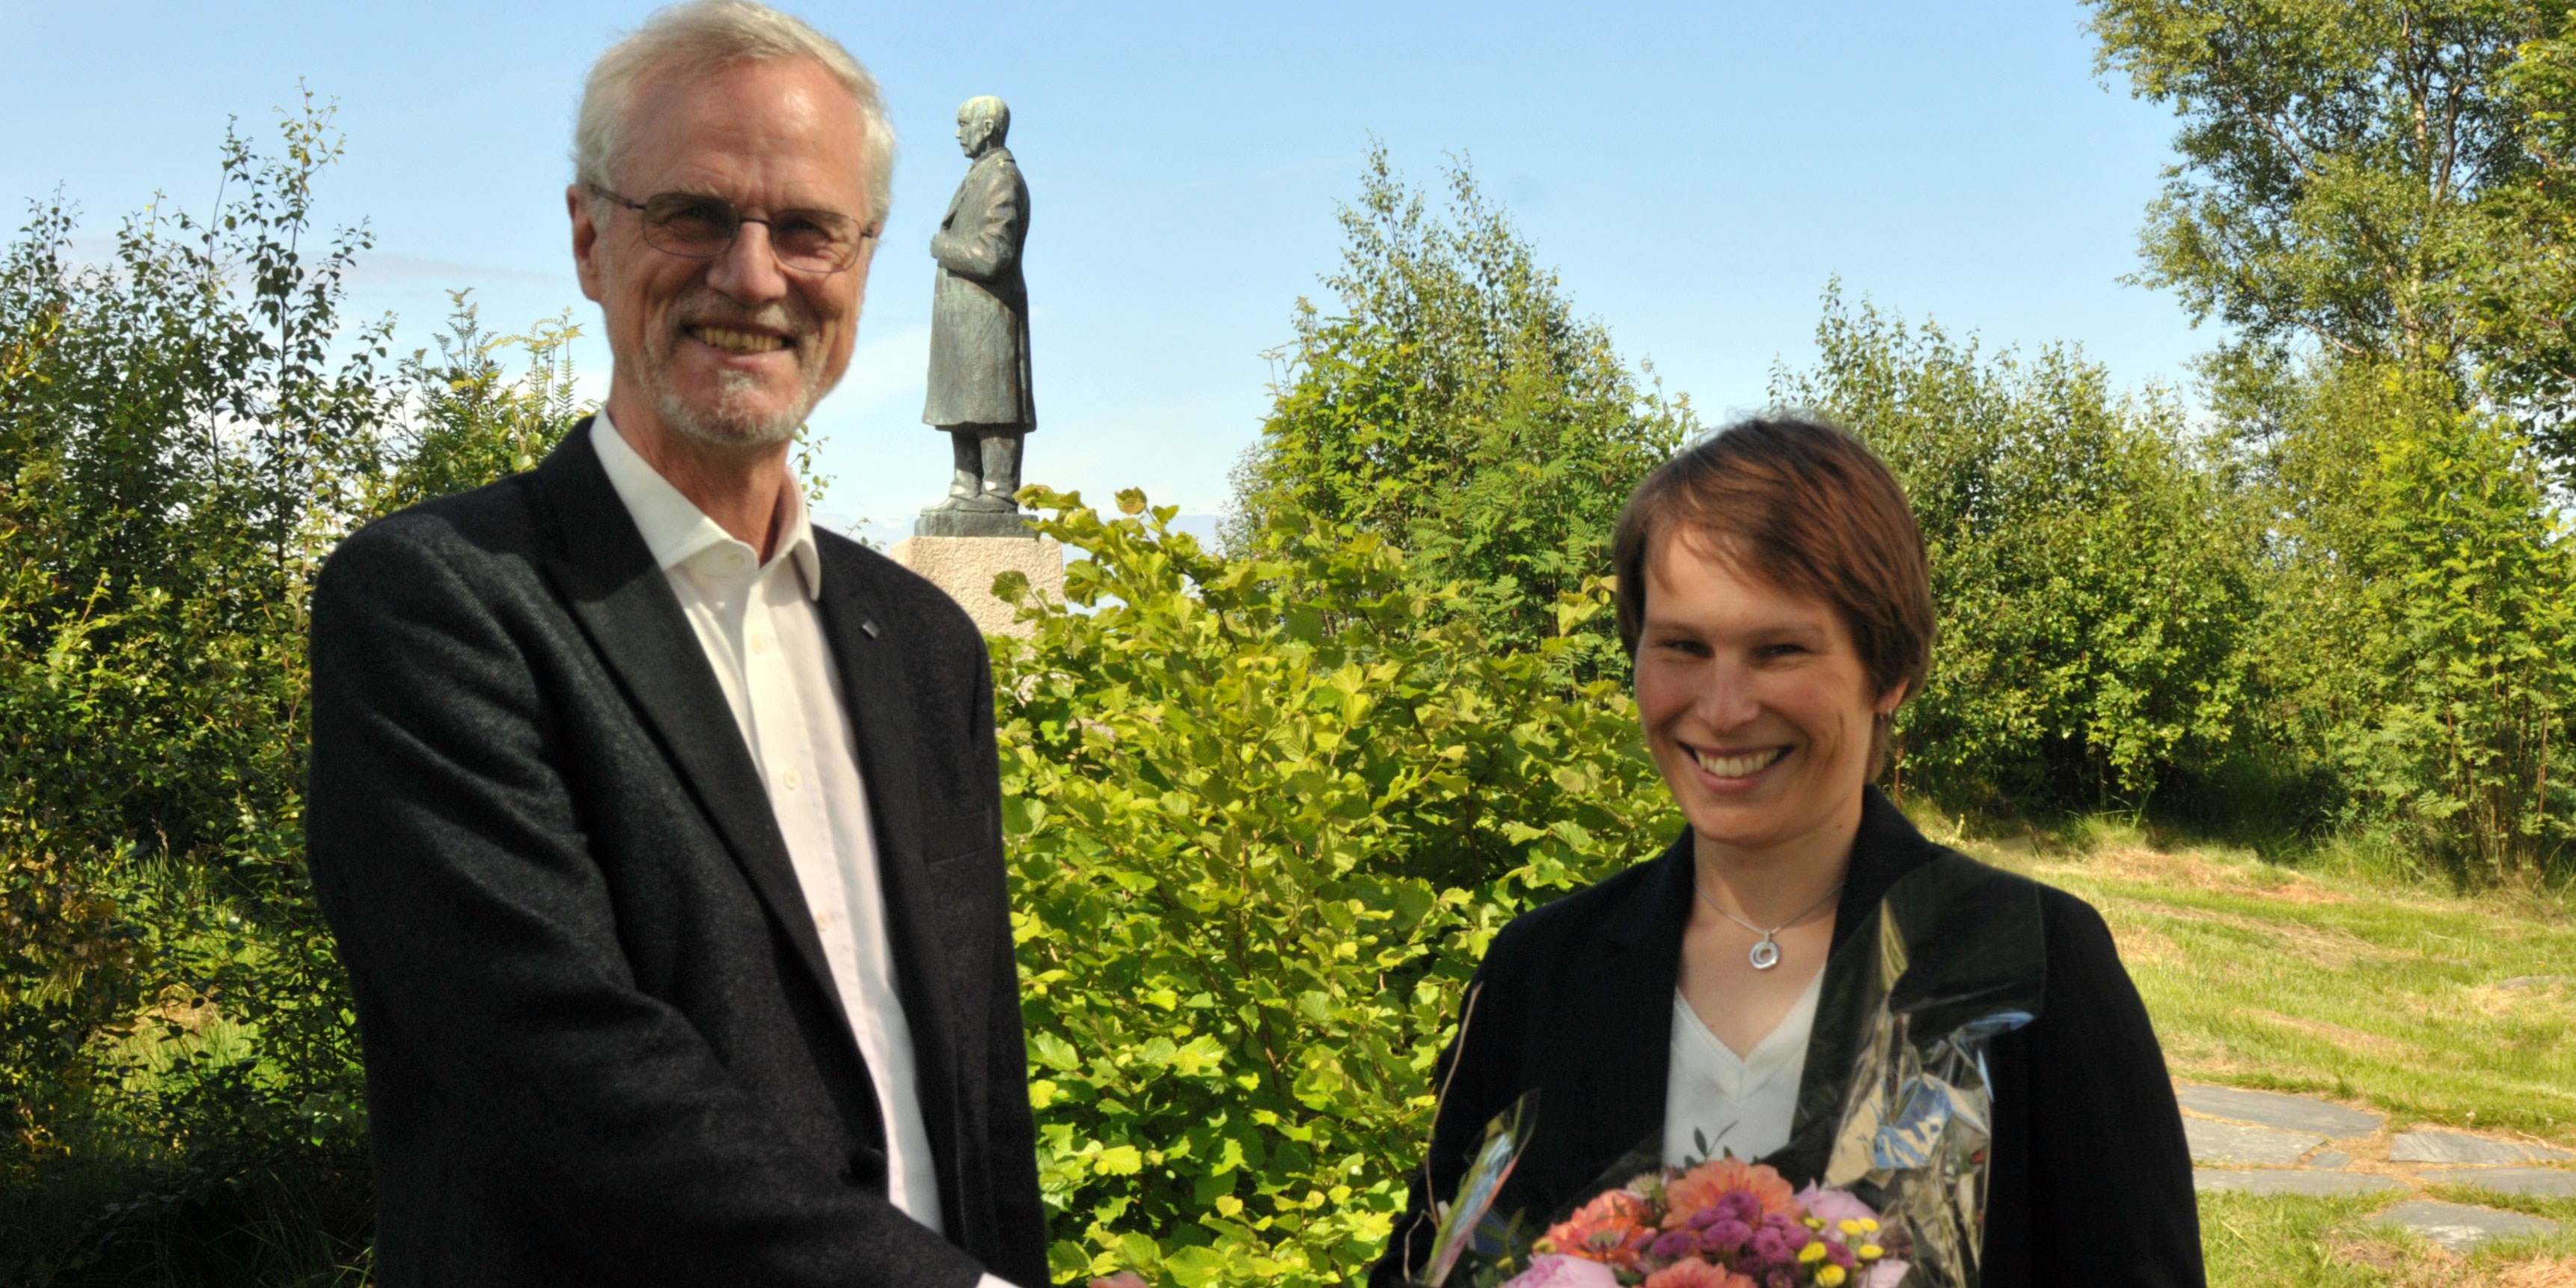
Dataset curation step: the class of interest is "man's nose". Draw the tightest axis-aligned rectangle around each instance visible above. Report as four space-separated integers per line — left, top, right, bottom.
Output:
706 219 790 305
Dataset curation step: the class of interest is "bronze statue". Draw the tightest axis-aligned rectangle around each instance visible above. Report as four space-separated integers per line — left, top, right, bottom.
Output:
920 95 1035 537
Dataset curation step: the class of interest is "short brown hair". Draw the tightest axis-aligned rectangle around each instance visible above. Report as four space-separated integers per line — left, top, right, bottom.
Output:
1612 415 1933 732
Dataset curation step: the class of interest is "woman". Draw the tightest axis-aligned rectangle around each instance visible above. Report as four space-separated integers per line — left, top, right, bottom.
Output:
1371 418 2203 1287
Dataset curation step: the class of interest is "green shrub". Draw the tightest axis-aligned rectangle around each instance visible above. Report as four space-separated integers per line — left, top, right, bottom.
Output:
993 489 1677 1286
1227 149 1695 676
0 104 578 1284
1772 287 2264 817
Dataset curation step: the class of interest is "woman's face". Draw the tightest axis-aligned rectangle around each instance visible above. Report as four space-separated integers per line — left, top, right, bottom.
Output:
1633 534 1902 863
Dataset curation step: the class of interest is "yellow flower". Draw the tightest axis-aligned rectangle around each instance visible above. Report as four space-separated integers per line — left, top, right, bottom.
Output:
1803 1217 1826 1230
1799 1242 1829 1264
1816 1268 1847 1288
1858 1245 1885 1261
1838 1219 1864 1236
1857 1218 1879 1234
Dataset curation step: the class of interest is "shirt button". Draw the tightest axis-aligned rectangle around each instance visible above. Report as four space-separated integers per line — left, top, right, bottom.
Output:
783 768 804 790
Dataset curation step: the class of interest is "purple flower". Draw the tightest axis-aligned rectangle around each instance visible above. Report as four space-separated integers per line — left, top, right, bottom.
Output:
1501 1254 1623 1288
1781 1225 1811 1251
1687 1207 1722 1231
1749 1229 1790 1262
1716 1192 1760 1224
1765 1270 1796 1288
1650 1231 1701 1261
1701 1218 1753 1256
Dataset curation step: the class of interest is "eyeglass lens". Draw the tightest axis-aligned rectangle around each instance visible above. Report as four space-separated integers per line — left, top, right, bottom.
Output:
640 194 862 272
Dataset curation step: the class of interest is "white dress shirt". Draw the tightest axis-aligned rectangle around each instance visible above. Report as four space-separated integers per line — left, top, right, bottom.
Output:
591 415 955 1237
1662 965 1823 1167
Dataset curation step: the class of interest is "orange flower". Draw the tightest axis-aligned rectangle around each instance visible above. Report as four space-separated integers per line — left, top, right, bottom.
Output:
1543 1188 1656 1268
1660 1157 1800 1229
1642 1262 1754 1288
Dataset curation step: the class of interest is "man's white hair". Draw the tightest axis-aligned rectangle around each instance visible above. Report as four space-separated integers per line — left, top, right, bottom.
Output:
575 0 896 225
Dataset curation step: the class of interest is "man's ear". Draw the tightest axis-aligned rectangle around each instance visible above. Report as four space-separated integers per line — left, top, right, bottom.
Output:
568 184 606 304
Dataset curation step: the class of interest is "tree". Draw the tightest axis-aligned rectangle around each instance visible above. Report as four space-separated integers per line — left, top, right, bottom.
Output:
1774 287 2265 815
1228 148 1696 672
0 103 583 1282
2088 0 2548 370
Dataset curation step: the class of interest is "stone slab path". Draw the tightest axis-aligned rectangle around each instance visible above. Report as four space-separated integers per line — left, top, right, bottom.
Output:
2391 1129 2576 1166
2373 1200 2563 1253
2177 1084 2386 1138
2179 1082 2572 1251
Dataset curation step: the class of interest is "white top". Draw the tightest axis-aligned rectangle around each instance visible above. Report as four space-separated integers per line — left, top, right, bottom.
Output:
593 415 954 1239
1661 966 1825 1167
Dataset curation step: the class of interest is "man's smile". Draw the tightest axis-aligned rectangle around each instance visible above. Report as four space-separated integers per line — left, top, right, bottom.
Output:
685 323 794 355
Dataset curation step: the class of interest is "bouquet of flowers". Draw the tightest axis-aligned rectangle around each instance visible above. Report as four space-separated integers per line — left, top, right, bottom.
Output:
1505 1156 1903 1288
1404 852 2046 1288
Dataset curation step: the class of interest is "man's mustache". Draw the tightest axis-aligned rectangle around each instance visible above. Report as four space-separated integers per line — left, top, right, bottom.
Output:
668 296 812 345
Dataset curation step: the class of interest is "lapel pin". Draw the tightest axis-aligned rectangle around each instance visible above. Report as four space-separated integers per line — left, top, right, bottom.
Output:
861 619 881 639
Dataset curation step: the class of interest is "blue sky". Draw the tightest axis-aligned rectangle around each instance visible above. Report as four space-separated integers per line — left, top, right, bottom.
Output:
1 1 2203 541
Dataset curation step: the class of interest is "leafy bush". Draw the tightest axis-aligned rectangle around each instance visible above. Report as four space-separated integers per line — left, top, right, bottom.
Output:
1227 149 1695 674
1772 288 2264 816
0 106 579 1284
992 489 1676 1286
2238 360 2576 878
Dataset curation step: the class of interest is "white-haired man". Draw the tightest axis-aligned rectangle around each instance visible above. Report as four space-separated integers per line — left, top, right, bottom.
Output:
307 4 1089 1284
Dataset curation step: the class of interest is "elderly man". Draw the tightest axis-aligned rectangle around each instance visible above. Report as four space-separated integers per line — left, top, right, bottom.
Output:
307 5 1092 1285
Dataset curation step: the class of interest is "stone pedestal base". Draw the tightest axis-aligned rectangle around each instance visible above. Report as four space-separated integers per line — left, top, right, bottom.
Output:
890 534 1064 638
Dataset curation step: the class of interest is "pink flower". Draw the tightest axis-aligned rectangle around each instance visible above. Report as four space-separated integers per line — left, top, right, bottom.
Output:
1542 1188 1656 1269
1791 1184 1879 1228
1641 1260 1754 1288
1663 1159 1800 1230
1502 1254 1624 1288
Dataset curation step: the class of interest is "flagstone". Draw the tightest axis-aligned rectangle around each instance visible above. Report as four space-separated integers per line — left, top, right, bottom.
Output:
2423 1166 2576 1197
2175 1084 2384 1138
2390 1129 2576 1165
2184 1117 2325 1167
2375 1200 2560 1252
2192 1168 2404 1197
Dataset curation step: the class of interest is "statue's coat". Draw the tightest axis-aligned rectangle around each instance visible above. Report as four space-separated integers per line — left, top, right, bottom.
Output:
923 147 1035 430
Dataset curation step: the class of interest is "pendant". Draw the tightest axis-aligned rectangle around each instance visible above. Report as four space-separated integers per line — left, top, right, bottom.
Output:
1748 936 1781 971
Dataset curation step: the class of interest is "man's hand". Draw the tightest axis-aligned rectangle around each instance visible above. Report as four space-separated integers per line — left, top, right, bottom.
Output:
1088 1272 1148 1288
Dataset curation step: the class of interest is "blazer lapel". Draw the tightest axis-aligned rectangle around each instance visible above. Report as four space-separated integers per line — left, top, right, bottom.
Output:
530 425 848 1035
1770 787 1936 1183
811 541 967 1219
1523 834 1694 1213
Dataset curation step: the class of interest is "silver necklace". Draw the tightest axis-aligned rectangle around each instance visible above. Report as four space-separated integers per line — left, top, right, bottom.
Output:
1692 881 1844 971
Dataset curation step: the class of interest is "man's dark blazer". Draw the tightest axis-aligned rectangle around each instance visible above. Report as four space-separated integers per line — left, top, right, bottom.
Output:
307 422 1047 1288
1371 787 2204 1288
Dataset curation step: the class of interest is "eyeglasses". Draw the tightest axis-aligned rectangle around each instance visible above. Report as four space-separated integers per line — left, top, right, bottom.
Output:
591 185 875 275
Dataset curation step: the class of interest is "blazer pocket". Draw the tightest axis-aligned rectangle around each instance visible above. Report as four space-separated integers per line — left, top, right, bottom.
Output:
922 807 994 866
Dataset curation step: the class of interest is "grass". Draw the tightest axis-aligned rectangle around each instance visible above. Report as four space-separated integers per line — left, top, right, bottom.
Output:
1909 804 2576 1286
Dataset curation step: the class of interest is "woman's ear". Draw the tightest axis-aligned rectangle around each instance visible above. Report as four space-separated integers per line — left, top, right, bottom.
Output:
1874 680 1910 717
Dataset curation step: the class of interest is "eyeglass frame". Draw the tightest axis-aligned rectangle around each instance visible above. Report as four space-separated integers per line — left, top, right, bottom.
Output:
588 183 878 275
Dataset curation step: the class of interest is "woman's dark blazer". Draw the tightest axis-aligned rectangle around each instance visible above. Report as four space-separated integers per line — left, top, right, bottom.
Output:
1371 787 2204 1287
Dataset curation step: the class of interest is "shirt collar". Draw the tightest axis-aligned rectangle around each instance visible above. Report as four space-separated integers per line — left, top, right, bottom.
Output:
590 411 822 599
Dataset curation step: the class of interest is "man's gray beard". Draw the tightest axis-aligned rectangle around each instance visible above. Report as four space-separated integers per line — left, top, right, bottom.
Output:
648 359 827 449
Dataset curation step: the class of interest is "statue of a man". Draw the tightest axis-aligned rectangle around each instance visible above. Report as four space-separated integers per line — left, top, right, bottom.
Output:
922 95 1034 523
